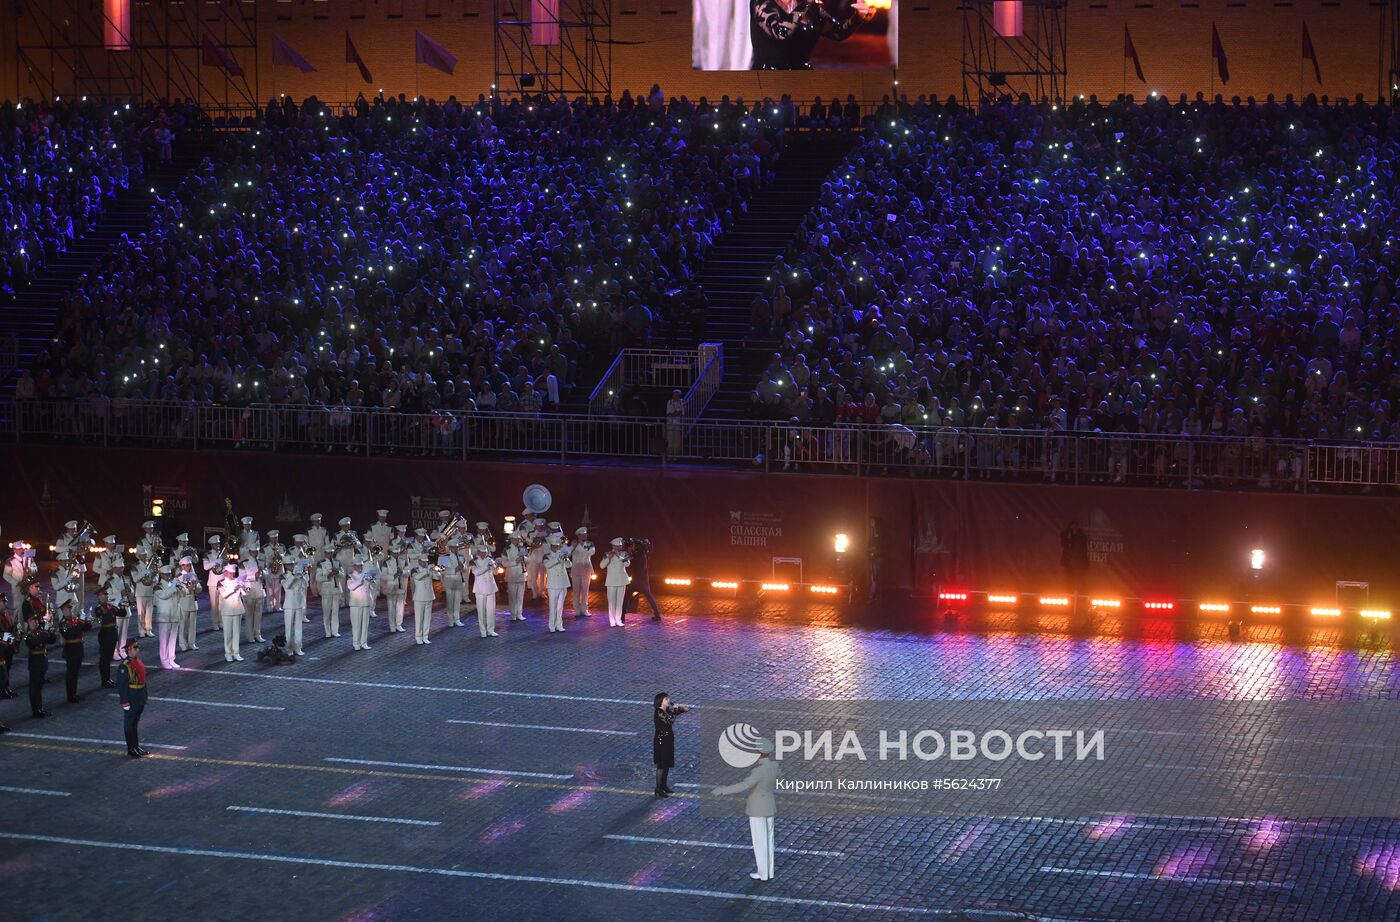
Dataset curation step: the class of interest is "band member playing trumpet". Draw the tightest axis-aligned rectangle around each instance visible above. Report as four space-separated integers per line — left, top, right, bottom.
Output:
4 541 36 609
281 562 311 656
503 535 528 621
316 554 344 639
543 536 572 633
58 599 92 703
471 548 499 638
241 557 267 643
439 538 467 628
366 510 393 550
347 560 378 651
410 554 437 645
382 543 408 633
153 565 183 670
570 528 595 619
24 607 58 718
100 559 133 662
53 553 83 613
132 549 157 638
93 587 124 687
176 556 201 651
215 564 245 661
601 538 632 627
203 535 226 629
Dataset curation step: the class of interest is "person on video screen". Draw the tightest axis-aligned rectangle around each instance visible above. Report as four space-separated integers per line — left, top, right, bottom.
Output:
751 0 876 70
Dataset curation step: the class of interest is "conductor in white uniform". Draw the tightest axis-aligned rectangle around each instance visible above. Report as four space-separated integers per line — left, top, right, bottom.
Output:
712 738 780 882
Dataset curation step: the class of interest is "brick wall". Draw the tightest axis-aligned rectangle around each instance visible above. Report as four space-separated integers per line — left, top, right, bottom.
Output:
4 0 1387 106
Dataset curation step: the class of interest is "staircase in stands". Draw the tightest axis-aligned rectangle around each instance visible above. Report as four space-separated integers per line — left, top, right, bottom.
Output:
0 142 201 386
665 131 854 419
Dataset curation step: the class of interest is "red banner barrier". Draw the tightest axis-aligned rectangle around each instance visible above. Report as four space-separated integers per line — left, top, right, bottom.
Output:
8 445 1400 605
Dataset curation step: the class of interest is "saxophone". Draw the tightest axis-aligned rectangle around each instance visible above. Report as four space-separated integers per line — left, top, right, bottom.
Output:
268 544 285 576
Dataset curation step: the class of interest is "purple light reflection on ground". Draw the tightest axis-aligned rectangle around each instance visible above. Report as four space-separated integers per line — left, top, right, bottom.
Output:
456 778 509 801
325 779 378 808
628 858 669 887
1245 819 1286 851
1154 845 1216 879
146 770 239 799
644 798 692 823
941 821 988 860
1356 844 1400 890
480 817 528 843
238 740 280 760
546 788 595 814
1086 816 1134 840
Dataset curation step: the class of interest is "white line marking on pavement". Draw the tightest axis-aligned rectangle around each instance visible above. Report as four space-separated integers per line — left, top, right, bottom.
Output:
10 732 187 751
604 834 842 857
181 667 649 705
157 697 285 711
1143 763 1357 782
0 785 70 797
446 719 634 736
1039 867 1293 890
0 832 944 915
324 757 572 781
227 805 440 826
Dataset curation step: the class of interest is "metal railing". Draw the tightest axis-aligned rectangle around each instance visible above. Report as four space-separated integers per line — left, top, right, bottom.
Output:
680 343 724 421
4 398 1400 494
587 347 713 414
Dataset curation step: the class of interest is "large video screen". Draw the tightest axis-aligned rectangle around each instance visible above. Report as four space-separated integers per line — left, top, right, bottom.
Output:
693 0 896 70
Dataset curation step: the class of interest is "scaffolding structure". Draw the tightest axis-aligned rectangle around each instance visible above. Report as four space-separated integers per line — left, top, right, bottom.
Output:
493 0 612 100
15 0 258 109
961 0 1067 108
1387 0 1399 103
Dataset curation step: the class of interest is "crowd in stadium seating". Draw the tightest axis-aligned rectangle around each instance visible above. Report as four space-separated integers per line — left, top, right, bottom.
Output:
20 90 777 413
749 94 1400 453
0 98 194 294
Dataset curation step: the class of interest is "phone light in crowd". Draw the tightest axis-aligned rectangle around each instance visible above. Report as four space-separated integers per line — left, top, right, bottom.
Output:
760 583 791 592
986 593 1019 605
833 533 850 554
937 591 969 603
1090 598 1122 609
662 577 693 588
1199 602 1231 613
1360 609 1392 621
1250 605 1282 615
1250 548 1266 571
1309 606 1342 617
1039 596 1071 607
1143 600 1175 611
711 580 739 590
810 585 841 595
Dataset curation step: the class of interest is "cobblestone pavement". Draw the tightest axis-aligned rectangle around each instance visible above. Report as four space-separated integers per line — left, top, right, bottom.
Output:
3 592 1399 921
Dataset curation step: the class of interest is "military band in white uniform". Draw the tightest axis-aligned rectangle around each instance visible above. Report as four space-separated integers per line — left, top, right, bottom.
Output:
0 503 653 675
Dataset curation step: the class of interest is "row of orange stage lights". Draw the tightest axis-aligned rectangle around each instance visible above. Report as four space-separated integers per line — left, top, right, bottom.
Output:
661 577 849 598
934 590 1392 621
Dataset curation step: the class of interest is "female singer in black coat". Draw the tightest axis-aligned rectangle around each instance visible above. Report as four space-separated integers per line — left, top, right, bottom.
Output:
653 692 690 797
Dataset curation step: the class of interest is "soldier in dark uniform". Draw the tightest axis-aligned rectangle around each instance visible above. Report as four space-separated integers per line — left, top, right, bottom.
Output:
93 588 123 688
652 691 690 797
57 600 91 703
0 595 16 699
623 539 661 623
24 612 57 718
119 639 149 758
20 580 47 624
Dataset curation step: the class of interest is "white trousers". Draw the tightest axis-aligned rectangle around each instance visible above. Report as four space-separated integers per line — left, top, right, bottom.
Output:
547 588 566 632
320 584 341 636
572 574 591 617
265 581 284 612
158 622 178 668
413 599 434 641
749 816 775 880
386 592 406 631
244 598 264 640
445 587 463 625
208 582 221 623
475 593 496 636
221 615 241 658
507 582 525 619
180 609 198 649
134 593 154 635
606 586 627 626
350 605 371 648
116 611 131 653
283 606 305 654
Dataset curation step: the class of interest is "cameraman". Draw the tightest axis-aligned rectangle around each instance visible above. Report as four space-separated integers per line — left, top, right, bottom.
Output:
623 538 661 623
750 0 875 70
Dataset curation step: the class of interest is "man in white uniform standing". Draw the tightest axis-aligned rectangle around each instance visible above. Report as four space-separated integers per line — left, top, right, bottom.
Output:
502 535 528 621
316 554 343 639
471 548 499 638
131 550 157 638
543 537 571 633
217 563 246 662
153 565 182 670
711 739 780 882
281 562 310 656
240 557 267 643
176 556 200 651
366 510 393 550
570 528 595 619
347 560 377 651
262 529 285 614
600 538 631 627
203 536 226 630
410 554 437 644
